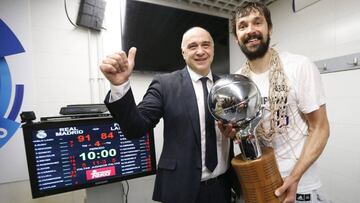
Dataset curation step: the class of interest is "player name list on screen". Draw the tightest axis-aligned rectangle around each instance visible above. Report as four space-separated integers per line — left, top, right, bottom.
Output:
31 123 153 191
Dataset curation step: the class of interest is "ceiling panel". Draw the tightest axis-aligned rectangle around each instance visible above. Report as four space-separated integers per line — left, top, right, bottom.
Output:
166 0 278 15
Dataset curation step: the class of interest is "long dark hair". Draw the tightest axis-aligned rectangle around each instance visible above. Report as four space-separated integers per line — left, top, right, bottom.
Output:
230 1 273 37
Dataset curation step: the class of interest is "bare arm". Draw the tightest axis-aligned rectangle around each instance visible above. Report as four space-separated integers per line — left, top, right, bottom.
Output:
275 104 330 203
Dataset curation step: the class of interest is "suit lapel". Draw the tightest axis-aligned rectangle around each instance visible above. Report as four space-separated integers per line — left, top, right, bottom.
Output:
180 68 201 146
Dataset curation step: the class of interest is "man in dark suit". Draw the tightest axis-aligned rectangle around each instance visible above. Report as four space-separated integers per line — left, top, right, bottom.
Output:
100 27 235 203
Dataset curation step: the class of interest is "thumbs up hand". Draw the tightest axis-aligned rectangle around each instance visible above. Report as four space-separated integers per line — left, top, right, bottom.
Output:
100 47 137 86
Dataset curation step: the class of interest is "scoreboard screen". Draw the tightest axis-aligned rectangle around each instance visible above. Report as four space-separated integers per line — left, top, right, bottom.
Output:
22 116 156 198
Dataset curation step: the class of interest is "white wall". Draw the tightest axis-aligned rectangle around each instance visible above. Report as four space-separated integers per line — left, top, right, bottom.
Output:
267 0 360 202
31 0 96 117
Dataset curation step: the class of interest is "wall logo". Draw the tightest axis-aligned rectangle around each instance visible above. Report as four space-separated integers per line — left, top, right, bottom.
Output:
0 19 25 148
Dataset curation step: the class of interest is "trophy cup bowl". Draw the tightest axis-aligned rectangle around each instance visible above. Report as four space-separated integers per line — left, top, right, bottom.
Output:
208 74 285 203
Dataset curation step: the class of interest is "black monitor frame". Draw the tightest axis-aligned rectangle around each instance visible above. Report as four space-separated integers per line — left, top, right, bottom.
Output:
122 0 230 74
22 115 156 198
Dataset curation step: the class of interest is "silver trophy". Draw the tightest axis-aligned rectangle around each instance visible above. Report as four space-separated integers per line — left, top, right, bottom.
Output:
208 74 263 160
208 74 285 203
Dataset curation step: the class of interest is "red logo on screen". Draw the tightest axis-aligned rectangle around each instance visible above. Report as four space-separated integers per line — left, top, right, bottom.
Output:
86 166 116 180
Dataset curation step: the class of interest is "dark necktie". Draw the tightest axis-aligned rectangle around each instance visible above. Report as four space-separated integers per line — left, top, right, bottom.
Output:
200 77 218 172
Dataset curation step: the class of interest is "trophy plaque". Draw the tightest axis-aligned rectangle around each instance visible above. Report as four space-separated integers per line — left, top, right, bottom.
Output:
208 74 285 203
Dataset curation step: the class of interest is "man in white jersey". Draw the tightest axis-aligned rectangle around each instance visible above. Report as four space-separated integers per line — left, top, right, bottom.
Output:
220 2 330 203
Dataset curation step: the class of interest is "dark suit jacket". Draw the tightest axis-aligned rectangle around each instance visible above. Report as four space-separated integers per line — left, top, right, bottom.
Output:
105 68 236 203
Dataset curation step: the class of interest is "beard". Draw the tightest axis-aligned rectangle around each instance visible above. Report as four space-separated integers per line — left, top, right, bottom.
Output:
238 32 270 61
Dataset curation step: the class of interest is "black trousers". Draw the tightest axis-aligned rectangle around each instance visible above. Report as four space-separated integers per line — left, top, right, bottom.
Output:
196 173 231 203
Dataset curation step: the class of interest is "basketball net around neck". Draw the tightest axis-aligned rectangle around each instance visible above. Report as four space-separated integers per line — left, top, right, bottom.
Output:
240 48 289 141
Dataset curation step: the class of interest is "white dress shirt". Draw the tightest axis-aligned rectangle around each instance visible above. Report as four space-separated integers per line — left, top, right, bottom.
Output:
186 67 230 180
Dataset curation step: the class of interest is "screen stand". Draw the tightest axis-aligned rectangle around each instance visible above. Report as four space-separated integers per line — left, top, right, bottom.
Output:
85 182 124 203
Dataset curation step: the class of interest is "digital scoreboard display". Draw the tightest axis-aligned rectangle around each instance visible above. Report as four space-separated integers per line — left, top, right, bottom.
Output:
22 116 156 198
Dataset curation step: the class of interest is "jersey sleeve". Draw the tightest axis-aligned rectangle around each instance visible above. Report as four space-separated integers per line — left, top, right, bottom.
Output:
295 57 326 114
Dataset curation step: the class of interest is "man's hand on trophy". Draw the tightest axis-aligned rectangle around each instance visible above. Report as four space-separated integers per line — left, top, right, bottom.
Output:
275 175 299 203
217 121 236 140
100 47 137 86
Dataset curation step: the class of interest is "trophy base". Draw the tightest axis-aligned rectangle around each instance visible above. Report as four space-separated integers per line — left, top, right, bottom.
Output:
231 147 285 203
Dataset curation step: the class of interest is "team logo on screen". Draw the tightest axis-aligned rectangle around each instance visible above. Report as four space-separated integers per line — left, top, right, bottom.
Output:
110 123 120 131
36 130 47 139
86 166 116 180
0 19 25 149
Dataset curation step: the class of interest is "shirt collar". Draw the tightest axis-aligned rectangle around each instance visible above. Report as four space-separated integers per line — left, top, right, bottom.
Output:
186 66 213 83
